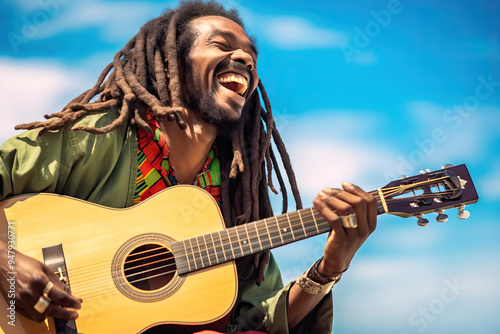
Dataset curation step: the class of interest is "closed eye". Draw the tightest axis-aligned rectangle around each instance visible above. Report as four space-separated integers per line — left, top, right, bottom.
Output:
212 41 230 50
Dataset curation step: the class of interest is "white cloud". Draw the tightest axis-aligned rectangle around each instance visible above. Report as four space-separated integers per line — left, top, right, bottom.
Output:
277 110 398 197
260 16 348 50
0 57 93 143
477 159 500 200
290 140 397 196
237 7 348 50
14 0 348 51
333 255 500 333
405 100 500 166
31 0 175 42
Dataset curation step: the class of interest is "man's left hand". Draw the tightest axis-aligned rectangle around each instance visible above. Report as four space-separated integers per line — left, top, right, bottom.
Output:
312 181 377 276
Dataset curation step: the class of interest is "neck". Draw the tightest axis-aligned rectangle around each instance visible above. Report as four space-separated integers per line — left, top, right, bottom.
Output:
173 199 385 275
159 109 217 184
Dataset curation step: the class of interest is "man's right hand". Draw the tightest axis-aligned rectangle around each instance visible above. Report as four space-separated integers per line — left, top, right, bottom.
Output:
0 241 82 322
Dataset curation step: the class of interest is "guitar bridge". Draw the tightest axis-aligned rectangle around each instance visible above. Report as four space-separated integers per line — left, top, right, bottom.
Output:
42 244 78 334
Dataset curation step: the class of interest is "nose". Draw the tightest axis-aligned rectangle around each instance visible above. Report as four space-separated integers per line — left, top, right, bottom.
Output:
231 49 255 71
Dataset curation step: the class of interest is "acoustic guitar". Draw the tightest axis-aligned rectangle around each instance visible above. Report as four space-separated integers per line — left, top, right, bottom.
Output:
0 164 478 333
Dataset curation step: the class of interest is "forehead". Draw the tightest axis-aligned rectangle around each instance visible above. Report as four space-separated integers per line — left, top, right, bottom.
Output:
188 16 255 49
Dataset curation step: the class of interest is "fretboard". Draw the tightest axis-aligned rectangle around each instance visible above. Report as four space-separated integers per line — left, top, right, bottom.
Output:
172 197 382 275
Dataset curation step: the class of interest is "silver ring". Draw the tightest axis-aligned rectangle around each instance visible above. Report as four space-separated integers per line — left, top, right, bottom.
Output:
42 281 54 301
340 213 358 228
34 296 51 314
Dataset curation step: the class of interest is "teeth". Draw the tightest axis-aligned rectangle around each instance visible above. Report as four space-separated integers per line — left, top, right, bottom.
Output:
217 73 248 96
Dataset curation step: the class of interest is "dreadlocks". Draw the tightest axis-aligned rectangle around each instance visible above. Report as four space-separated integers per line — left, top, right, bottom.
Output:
16 0 302 285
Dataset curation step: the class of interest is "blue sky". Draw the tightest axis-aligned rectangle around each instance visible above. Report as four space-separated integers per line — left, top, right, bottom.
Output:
1 0 499 333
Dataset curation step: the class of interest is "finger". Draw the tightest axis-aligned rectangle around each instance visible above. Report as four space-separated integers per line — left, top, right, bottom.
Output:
43 266 83 308
313 197 346 239
45 302 79 320
46 283 82 310
319 188 355 216
342 182 377 233
321 188 366 236
20 300 46 323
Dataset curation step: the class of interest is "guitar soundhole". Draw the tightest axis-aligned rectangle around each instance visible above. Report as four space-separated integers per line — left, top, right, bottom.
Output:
124 244 176 291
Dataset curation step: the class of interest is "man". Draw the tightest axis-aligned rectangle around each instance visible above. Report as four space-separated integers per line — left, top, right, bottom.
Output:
0 1 376 333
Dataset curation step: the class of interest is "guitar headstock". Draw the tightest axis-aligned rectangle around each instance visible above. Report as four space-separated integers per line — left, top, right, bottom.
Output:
378 164 478 226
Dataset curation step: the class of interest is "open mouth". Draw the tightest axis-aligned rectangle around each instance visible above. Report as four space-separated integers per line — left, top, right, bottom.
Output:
217 72 248 97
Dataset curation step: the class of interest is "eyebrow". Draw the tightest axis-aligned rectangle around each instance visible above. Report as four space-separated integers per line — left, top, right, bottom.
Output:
208 29 258 57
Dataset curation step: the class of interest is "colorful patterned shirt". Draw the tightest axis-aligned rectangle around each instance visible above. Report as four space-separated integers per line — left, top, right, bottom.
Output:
134 110 222 206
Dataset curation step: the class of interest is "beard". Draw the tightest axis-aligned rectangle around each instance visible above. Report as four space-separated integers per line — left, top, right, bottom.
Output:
181 59 252 138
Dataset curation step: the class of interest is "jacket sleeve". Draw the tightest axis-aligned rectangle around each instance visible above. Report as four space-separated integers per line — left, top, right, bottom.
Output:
229 253 334 334
0 112 137 207
0 125 75 200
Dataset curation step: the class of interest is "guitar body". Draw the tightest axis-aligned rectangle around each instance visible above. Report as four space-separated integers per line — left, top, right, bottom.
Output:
0 186 238 333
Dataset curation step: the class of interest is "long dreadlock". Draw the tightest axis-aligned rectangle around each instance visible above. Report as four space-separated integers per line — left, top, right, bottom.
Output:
16 0 302 285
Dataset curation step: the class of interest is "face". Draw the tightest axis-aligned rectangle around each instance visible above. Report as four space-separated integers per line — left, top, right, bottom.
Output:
181 16 259 132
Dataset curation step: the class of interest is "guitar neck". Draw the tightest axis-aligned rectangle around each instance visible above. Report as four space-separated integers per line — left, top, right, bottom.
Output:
173 190 384 275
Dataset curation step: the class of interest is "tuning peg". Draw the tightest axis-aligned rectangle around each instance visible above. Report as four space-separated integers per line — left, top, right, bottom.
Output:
419 170 425 174
441 163 454 169
456 205 470 219
435 210 449 223
398 175 409 180
415 214 429 226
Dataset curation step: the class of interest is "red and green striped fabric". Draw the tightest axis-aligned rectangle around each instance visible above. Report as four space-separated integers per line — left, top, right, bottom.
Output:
134 110 221 206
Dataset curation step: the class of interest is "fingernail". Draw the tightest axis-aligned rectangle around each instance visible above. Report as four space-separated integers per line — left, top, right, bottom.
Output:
342 181 352 188
318 191 327 199
322 187 333 194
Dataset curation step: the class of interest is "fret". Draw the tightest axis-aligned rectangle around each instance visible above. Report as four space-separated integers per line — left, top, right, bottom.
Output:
253 221 263 251
209 233 219 264
287 211 306 239
236 225 252 256
267 217 283 248
263 218 274 248
222 229 236 260
195 236 205 268
312 208 332 234
188 238 200 270
244 223 253 253
217 231 227 262
285 212 296 241
297 210 308 238
309 207 320 234
202 235 212 266
182 239 192 272
255 219 272 250
229 228 243 258
302 212 318 236
274 216 284 244
299 209 321 237
276 215 293 244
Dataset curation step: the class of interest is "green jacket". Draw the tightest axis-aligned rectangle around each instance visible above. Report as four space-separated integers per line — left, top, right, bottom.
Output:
0 111 333 333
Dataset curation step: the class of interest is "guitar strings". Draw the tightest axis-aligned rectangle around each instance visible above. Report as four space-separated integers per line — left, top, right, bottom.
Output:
59 176 457 296
69 185 457 295
57 213 329 296
63 175 450 277
63 193 454 294
63 194 453 292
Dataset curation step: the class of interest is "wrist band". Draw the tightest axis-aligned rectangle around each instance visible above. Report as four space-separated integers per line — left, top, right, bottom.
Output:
308 257 349 284
294 258 347 295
